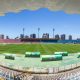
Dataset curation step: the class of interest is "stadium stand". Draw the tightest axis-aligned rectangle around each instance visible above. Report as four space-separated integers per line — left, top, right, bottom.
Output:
0 66 22 80
0 39 21 43
0 77 5 80
58 40 80 44
0 65 80 80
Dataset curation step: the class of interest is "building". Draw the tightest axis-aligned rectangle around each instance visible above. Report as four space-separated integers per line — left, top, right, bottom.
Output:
55 34 60 40
6 36 9 39
42 33 49 39
69 35 72 40
20 34 24 39
30 34 36 38
77 38 80 40
0 34 4 39
25 35 29 38
61 34 66 40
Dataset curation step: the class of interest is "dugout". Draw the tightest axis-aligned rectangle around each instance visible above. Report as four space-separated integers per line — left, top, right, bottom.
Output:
5 54 15 60
25 52 40 57
41 55 62 61
77 53 80 58
54 52 68 56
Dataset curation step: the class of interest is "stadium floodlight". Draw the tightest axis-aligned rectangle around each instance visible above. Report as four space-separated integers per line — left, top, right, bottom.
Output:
38 28 40 38
53 28 55 38
23 28 25 37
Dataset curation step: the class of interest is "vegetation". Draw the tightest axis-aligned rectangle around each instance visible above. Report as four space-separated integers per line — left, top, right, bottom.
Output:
0 43 80 54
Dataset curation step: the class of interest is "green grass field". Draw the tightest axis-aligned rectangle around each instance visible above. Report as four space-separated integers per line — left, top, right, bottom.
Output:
0 43 80 54
0 43 80 68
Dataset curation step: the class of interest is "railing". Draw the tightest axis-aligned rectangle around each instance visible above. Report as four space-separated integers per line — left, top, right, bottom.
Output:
0 62 80 80
1 61 80 74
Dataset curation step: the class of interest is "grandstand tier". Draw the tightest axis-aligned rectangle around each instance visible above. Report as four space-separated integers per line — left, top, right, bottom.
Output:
21 38 58 43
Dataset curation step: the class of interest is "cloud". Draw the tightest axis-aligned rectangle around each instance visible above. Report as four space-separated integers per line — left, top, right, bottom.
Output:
0 0 80 16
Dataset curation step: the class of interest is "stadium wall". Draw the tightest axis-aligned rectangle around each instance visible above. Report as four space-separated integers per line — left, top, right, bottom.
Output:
0 39 80 44
21 38 58 43
58 40 80 44
21 38 80 44
0 39 21 43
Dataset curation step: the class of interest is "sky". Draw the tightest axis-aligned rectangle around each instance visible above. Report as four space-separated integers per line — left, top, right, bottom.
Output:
0 8 80 39
0 0 80 39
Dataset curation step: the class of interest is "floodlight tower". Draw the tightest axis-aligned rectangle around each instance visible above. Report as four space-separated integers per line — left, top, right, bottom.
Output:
53 28 55 38
38 28 40 38
23 28 25 38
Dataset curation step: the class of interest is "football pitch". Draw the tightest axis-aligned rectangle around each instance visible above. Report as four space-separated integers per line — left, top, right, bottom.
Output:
0 43 80 54
0 43 80 70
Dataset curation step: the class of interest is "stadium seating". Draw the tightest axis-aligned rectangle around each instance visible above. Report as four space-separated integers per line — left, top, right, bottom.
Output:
0 65 80 80
0 39 21 43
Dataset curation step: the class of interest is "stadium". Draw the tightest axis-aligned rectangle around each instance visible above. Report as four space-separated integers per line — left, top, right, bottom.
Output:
0 39 80 80
0 0 80 80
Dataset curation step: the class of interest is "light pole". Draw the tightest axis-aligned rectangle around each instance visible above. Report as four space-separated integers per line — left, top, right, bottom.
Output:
23 28 25 38
53 28 55 38
38 28 40 38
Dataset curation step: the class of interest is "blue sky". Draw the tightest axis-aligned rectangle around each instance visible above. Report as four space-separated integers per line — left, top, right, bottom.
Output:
0 8 80 39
